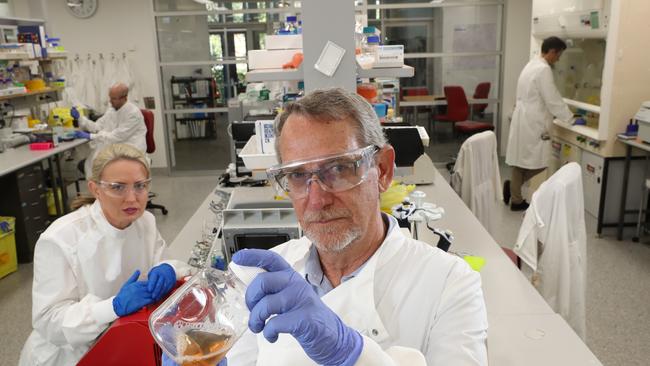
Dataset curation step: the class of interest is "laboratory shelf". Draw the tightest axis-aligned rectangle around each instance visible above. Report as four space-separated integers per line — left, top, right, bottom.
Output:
245 65 415 82
0 52 30 61
0 87 62 102
563 98 601 114
357 65 414 79
246 68 304 82
553 119 602 141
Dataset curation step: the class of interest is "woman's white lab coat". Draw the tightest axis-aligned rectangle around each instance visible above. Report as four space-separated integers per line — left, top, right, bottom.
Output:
18 201 191 366
227 215 488 365
80 101 147 177
506 56 573 169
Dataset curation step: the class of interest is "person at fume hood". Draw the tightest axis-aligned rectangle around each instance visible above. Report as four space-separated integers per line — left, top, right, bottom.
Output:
165 88 488 366
505 36 586 211
19 144 192 366
71 82 147 178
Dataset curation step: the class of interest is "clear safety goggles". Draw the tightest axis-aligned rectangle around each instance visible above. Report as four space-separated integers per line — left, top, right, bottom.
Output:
97 178 151 198
267 145 379 199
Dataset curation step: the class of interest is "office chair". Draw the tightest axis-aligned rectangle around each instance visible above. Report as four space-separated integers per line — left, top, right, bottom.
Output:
470 82 491 119
432 86 494 139
142 109 168 215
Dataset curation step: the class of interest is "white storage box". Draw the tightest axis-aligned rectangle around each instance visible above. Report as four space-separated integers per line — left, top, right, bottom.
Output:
240 135 279 170
374 45 404 68
265 34 303 50
248 49 302 70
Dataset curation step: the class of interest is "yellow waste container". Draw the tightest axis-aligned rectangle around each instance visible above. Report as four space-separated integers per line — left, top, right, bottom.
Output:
0 217 17 279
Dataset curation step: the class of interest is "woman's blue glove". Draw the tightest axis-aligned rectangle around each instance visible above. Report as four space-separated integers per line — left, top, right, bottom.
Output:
74 130 90 139
70 107 80 120
147 263 176 301
161 352 227 366
233 249 363 366
112 270 155 317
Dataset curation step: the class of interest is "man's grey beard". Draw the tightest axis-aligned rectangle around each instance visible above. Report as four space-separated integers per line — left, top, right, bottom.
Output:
306 226 362 253
302 208 362 253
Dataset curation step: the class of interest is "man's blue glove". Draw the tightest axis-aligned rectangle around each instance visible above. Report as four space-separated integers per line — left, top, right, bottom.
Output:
161 352 227 366
113 270 155 317
233 249 363 366
70 107 80 120
74 130 90 139
147 263 176 301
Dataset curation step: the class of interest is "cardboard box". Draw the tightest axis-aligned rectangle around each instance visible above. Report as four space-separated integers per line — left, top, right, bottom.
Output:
248 49 302 70
265 34 303 50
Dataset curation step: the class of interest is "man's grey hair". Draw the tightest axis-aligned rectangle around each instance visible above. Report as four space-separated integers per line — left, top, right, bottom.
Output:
274 88 387 161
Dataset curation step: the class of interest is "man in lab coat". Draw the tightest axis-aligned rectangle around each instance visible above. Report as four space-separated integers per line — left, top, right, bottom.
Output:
72 83 146 178
224 88 488 365
505 36 579 211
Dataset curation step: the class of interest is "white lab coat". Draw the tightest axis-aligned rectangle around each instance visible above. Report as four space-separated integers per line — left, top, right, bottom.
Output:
513 162 587 339
227 215 488 365
80 101 146 178
451 131 502 236
18 201 192 366
506 56 573 169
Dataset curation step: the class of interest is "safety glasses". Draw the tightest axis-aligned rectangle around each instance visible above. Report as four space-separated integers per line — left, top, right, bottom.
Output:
97 178 151 198
267 145 379 199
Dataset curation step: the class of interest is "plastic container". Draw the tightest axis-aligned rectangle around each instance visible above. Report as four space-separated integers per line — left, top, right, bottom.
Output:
0 216 17 279
149 263 264 365
285 16 298 34
29 142 54 150
239 135 278 170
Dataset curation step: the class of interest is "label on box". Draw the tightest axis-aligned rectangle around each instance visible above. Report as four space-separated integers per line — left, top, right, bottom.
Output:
375 45 404 68
255 120 276 154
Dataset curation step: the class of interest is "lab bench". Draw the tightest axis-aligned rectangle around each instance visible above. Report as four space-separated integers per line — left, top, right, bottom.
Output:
0 139 87 262
168 154 602 365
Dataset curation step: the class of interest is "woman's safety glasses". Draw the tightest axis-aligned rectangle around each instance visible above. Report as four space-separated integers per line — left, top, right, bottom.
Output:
267 145 379 199
97 178 152 198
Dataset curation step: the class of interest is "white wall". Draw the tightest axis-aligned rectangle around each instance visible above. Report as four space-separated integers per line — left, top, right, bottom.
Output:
499 0 533 154
12 0 169 169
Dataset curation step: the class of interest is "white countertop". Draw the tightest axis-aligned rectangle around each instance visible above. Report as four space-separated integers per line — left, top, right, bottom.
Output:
0 139 88 177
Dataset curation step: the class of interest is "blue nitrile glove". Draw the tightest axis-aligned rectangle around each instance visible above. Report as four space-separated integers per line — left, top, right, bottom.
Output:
233 249 364 366
147 263 176 301
70 107 80 120
573 117 586 126
112 270 155 317
74 130 90 139
162 352 227 366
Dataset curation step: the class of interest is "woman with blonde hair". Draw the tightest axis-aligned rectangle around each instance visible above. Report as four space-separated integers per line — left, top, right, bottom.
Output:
19 143 191 366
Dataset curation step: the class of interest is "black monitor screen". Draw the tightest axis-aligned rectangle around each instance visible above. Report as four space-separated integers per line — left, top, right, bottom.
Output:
234 234 291 250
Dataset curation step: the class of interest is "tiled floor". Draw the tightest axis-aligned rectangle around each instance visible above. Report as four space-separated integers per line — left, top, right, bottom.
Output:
1 143 649 365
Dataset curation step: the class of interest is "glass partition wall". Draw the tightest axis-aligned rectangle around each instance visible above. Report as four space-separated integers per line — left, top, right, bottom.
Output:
153 0 504 173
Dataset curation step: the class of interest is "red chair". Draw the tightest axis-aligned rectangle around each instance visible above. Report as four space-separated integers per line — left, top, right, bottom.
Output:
432 86 493 138
471 82 491 119
141 109 168 215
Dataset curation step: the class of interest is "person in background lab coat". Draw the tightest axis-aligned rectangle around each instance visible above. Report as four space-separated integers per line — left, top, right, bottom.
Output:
164 88 488 366
72 83 147 178
505 36 584 211
19 144 191 366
